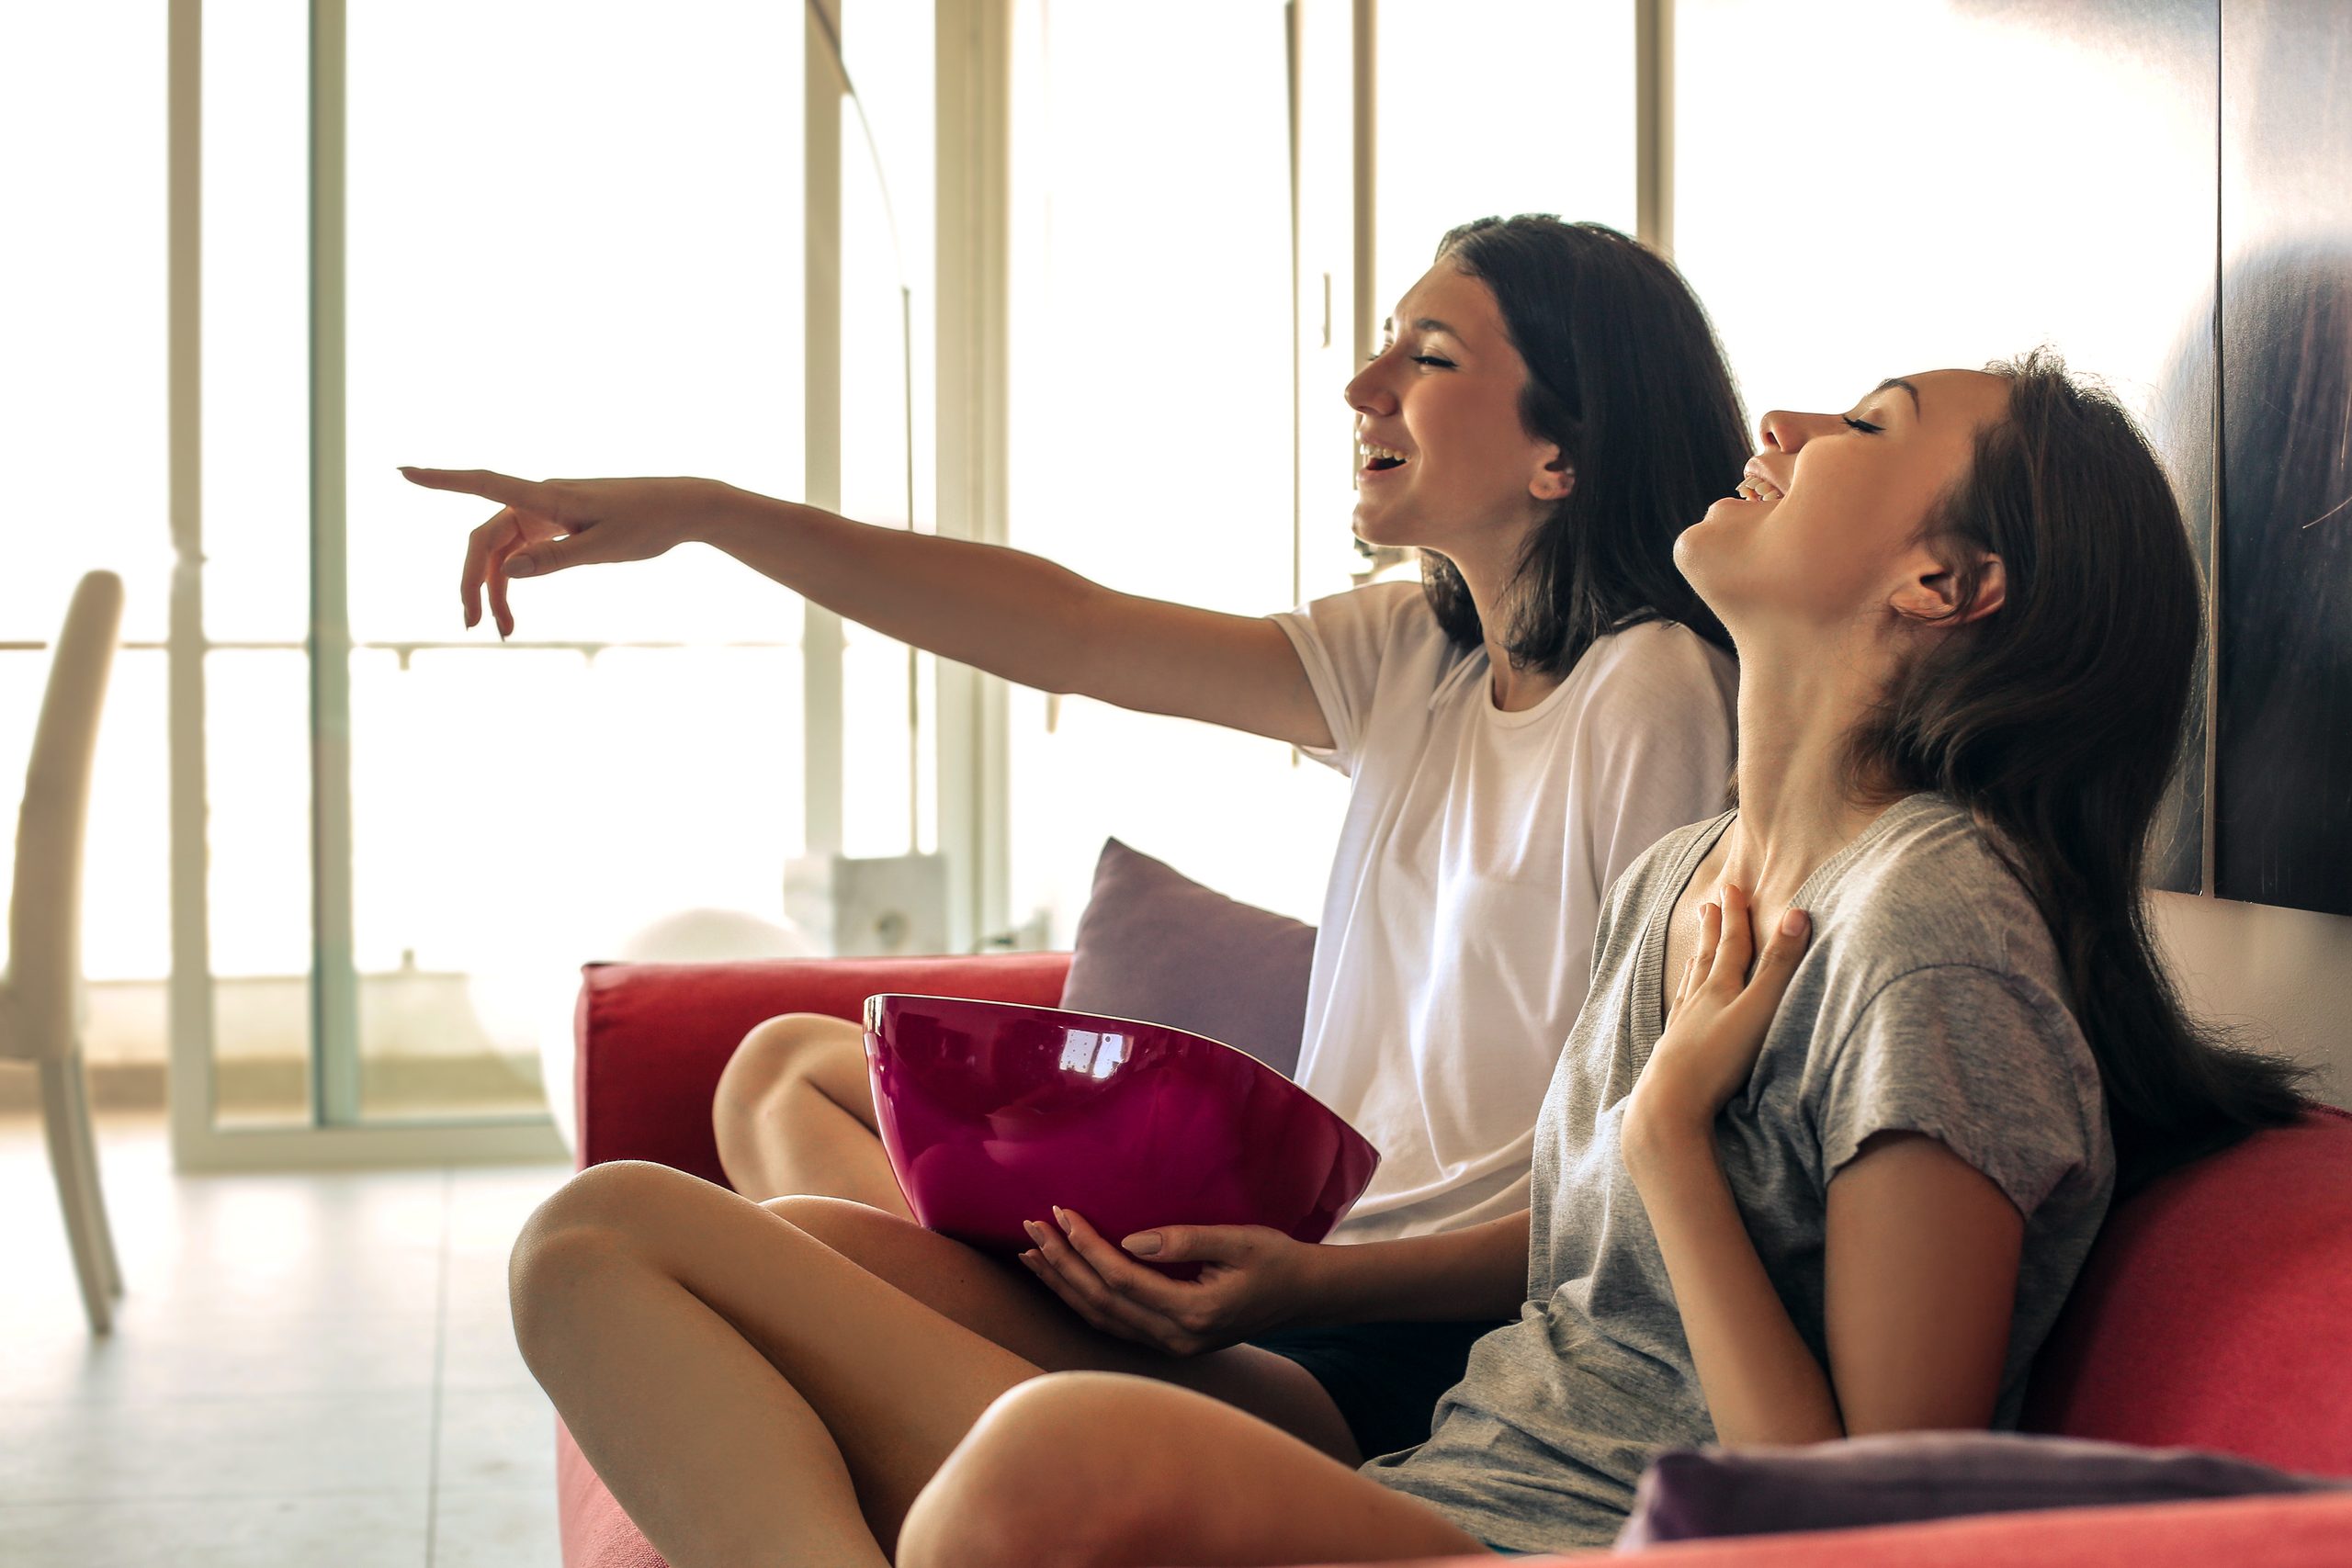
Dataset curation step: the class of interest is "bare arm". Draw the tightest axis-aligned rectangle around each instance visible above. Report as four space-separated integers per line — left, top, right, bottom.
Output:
1624 886 2023 1446
1018 1205 1530 1356
699 486 1330 746
1296 1207 1531 1324
1625 1119 2021 1445
402 468 1333 749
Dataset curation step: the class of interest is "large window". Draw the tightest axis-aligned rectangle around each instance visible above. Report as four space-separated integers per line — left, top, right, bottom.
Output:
6 0 1662 1153
1373 0 1637 312
1002 0 1348 938
0 9 175 1096
2 3 863 1152
330 2 812 1122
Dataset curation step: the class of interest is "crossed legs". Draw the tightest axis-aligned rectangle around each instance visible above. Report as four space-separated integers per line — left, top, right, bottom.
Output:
513 1161 1422 1566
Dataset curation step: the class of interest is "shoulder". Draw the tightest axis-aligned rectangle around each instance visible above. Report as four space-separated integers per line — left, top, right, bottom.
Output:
1816 795 2060 988
1282 579 1436 641
1568 618 1738 718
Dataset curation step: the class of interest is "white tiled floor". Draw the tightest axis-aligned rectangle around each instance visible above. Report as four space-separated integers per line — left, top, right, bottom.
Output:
0 1110 571 1567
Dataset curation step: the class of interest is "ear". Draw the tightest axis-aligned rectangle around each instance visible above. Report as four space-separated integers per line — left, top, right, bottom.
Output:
1891 550 2007 626
1528 447 1576 503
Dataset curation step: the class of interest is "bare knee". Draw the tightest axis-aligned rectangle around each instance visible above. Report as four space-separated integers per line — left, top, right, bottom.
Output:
900 1374 1170 1568
713 1014 851 1131
507 1161 729 1363
507 1160 685 1362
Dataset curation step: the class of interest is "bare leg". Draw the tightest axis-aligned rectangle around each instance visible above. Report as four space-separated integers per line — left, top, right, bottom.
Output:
512 1165 1360 1568
511 1159 1039 1567
711 1012 910 1217
900 1373 1487 1568
768 1194 1360 1463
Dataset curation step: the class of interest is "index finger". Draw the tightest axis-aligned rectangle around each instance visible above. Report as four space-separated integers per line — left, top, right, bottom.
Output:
1056 1208 1193 1313
401 466 552 513
1755 908 1813 987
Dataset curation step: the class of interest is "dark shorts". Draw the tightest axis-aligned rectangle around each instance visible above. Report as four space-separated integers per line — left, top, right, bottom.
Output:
1248 1317 1510 1462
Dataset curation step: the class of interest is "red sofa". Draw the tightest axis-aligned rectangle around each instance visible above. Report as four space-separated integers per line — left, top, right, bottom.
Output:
553 954 2352 1568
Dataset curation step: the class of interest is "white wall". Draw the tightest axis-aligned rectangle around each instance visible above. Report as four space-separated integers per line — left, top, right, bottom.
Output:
2154 894 2352 1111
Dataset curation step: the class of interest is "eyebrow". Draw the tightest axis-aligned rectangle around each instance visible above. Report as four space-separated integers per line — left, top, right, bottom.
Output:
1874 377 1923 415
1381 317 1463 339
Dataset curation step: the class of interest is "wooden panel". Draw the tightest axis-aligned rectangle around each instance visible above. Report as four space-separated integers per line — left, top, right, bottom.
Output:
2215 0 2352 913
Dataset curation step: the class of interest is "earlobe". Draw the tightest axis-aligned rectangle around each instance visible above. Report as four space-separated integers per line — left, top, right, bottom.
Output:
1531 461 1576 502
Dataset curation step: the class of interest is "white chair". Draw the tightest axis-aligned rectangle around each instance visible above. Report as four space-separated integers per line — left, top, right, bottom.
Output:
1 570 126 1333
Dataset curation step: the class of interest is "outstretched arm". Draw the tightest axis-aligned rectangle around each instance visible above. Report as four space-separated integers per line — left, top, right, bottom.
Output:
402 467 1333 748
1623 885 2023 1445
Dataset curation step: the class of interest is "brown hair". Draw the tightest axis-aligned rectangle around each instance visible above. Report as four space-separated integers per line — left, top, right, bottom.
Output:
1420 217 1747 674
1848 352 2309 1193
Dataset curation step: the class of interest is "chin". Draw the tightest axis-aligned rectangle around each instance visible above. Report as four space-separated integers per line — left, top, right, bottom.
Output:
1350 503 1417 552
1673 525 1739 610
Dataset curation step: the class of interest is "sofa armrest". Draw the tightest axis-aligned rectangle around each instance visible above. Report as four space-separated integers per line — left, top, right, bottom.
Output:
571 952 1074 1184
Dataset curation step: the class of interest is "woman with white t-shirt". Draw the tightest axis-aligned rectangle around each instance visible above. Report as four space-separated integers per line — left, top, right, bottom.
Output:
412 216 1750 1469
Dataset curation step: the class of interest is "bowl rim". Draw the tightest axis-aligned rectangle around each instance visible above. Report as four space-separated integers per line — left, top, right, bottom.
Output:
862 991 1379 1164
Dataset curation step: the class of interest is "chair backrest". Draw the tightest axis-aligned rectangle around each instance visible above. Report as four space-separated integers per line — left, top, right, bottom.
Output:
7 570 125 1059
2023 1105 2352 1476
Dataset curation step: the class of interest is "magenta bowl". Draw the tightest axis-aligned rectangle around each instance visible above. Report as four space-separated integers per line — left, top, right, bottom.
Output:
863 994 1380 1258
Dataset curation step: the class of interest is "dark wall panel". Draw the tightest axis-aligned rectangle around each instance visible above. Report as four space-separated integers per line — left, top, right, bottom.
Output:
2216 0 2352 914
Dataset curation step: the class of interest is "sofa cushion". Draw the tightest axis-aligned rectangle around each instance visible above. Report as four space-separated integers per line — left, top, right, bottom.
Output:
1058 839 1317 1077
2021 1107 2352 1475
1616 1431 2351 1548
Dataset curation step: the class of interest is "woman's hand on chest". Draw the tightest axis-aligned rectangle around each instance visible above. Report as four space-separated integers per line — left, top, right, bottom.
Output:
1626 882 1813 1169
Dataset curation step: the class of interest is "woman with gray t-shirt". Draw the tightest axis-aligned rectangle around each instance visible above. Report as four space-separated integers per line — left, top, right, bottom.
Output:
899 355 2308 1563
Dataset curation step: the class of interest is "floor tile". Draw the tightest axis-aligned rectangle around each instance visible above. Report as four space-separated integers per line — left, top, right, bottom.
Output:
0 1305 443 1404
439 1292 537 1393
0 1488 429 1568
431 1483 563 1568
0 1390 436 1505
436 1383 560 1490
0 1111 563 1562
446 1163 571 1257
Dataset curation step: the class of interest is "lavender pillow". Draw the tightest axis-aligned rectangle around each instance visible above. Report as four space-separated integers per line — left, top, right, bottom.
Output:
1058 839 1316 1078
1616 1431 2350 1549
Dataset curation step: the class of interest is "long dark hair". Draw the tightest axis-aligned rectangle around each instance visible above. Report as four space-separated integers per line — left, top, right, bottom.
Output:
1849 352 2310 1193
1420 217 1748 674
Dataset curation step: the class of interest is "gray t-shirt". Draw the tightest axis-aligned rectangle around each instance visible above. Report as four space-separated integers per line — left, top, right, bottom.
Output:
1364 793 2115 1553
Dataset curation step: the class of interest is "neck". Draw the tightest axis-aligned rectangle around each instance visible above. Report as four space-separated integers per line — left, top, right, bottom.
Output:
1719 630 1905 911
1447 524 1560 713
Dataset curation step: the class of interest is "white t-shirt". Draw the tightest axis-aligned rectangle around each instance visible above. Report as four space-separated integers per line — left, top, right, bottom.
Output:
1271 581 1738 1244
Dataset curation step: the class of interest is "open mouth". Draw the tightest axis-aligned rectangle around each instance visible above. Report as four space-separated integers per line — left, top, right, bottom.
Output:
1733 476 1784 502
1361 439 1409 474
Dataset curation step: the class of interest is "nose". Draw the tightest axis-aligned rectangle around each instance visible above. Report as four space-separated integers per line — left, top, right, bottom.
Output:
1343 353 1397 420
1758 410 1846 455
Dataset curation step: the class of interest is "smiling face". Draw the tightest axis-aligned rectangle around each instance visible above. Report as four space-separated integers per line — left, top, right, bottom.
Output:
1675 368 2015 642
1341 260 1570 566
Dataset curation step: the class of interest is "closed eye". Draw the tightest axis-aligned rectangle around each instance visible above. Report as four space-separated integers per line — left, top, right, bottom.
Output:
1412 355 1456 369
1843 416 1884 434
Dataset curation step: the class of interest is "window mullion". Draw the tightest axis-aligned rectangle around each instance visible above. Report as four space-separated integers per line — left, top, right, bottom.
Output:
308 0 361 1126
167 0 220 1153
